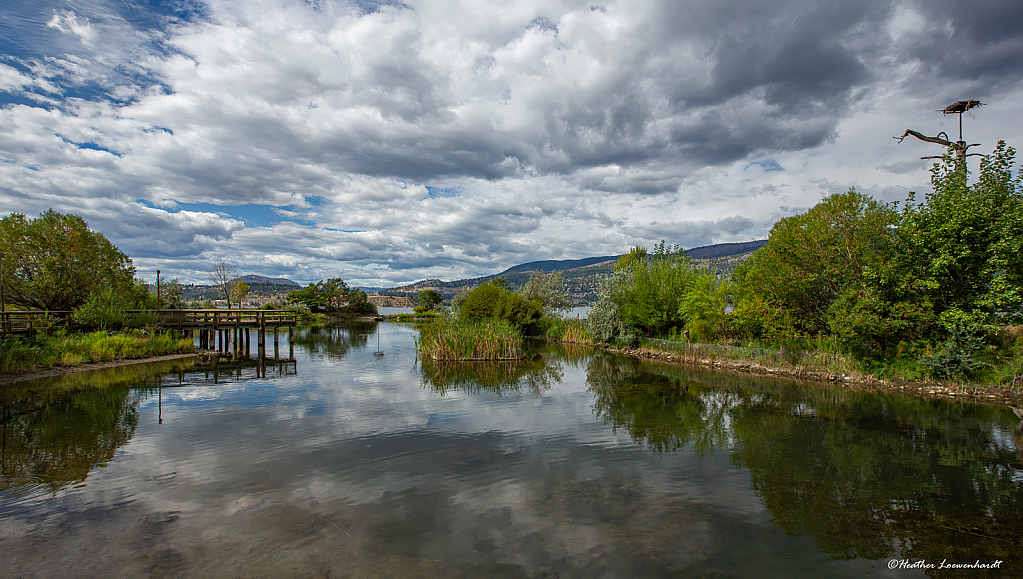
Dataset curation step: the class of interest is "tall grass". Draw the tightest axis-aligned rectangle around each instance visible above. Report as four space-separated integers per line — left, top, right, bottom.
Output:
0 330 194 375
545 317 595 345
417 317 524 360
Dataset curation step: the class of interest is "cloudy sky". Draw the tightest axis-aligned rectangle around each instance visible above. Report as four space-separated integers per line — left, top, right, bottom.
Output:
2 0 1022 286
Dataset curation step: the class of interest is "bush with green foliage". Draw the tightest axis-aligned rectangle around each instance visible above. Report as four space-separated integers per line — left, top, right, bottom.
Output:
898 142 1023 323
680 271 729 342
415 289 444 314
616 241 696 336
458 278 544 334
588 242 696 342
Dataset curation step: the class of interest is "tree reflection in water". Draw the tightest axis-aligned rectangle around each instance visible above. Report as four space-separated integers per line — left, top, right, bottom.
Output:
289 323 371 360
585 355 1023 574
421 356 563 397
0 362 183 495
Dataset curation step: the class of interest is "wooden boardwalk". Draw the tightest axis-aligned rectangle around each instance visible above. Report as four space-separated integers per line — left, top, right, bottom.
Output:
0 309 297 334
0 308 300 361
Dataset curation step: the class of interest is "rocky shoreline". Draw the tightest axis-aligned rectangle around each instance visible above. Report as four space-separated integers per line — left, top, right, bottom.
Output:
600 343 1023 407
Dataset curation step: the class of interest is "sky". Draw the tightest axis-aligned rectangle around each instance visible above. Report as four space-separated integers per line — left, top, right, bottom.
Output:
2 0 1022 287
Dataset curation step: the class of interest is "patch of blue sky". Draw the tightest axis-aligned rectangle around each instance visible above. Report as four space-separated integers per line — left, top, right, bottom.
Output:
136 200 317 228
142 125 174 136
56 133 123 157
0 1 192 106
0 91 45 108
746 159 784 172
324 228 366 233
425 186 463 198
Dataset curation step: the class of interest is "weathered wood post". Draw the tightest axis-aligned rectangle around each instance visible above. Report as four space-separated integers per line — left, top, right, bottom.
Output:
257 310 265 360
273 326 279 360
288 326 294 360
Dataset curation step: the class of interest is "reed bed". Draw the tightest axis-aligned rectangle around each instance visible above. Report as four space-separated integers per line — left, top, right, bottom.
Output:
417 318 524 360
546 317 595 345
0 330 194 375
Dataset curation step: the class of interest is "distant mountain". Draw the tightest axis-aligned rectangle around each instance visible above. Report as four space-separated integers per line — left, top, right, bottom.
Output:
235 275 300 287
496 256 621 276
377 240 767 304
686 240 767 259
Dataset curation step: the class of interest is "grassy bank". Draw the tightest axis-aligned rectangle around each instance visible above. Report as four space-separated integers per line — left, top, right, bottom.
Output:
417 318 524 360
0 330 194 375
552 330 1023 403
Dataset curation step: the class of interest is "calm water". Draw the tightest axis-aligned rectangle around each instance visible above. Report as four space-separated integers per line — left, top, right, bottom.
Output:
1 322 1022 578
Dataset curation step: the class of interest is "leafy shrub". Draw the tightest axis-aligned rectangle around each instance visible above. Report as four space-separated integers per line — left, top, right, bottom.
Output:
458 280 543 334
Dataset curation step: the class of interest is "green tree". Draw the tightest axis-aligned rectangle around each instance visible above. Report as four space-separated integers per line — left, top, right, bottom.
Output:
899 141 1023 323
0 210 135 311
415 289 444 313
679 271 730 341
230 280 250 307
588 270 628 343
732 189 899 336
286 278 368 314
160 278 185 309
344 288 377 315
615 241 695 336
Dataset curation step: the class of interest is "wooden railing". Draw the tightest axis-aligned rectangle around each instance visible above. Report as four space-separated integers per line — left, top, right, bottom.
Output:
0 311 73 334
0 309 297 335
123 309 298 329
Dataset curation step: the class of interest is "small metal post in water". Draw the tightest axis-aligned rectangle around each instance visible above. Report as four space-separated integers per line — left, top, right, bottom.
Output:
0 252 6 334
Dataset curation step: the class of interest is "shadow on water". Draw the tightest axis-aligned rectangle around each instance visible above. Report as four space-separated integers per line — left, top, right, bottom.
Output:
585 352 1023 575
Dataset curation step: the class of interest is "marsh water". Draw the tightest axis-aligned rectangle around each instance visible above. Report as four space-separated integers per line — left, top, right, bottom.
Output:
2 322 1022 578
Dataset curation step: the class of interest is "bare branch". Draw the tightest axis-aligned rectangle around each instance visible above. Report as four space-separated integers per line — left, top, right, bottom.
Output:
894 129 954 148
207 261 240 309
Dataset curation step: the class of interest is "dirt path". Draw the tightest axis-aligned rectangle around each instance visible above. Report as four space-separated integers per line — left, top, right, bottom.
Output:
0 352 199 385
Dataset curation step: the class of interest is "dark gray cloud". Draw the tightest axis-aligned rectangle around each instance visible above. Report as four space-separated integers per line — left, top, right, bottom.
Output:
2 0 1023 284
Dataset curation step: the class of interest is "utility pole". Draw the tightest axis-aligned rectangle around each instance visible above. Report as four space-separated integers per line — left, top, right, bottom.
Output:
157 269 161 309
0 252 6 334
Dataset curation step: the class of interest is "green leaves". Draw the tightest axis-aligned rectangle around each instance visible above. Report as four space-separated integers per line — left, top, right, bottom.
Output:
0 210 135 311
733 189 898 336
286 277 376 314
900 141 1023 322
